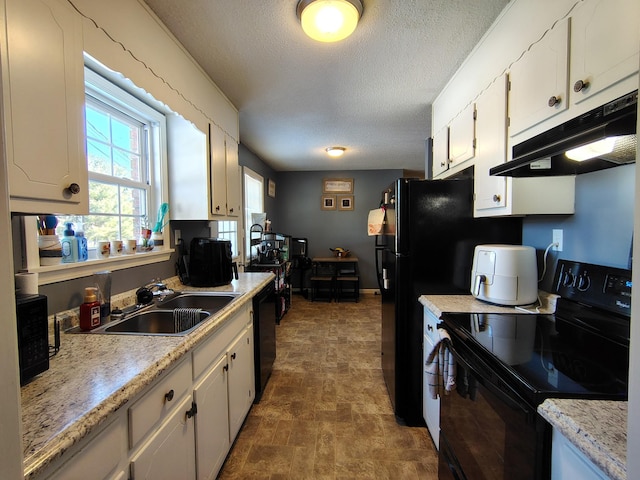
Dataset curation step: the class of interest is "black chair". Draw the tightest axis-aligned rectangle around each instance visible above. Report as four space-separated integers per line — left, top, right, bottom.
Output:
310 261 335 302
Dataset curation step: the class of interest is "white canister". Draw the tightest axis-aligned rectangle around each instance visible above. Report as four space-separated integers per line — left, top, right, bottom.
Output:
38 235 62 266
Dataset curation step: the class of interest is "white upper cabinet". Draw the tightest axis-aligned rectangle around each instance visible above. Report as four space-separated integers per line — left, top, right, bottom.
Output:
2 0 88 214
431 127 449 177
474 75 575 217
569 0 640 107
508 18 570 138
474 76 508 212
210 125 240 217
448 103 476 168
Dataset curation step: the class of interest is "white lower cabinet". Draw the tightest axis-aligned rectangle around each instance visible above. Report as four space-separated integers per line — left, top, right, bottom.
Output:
42 301 255 480
130 394 196 480
48 415 127 480
551 429 609 480
423 309 441 449
227 326 255 441
193 354 230 480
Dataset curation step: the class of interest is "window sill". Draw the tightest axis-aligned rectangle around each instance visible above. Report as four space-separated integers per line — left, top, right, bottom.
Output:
28 248 175 286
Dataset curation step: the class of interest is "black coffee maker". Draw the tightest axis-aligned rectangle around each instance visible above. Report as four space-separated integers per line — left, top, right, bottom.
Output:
189 238 238 287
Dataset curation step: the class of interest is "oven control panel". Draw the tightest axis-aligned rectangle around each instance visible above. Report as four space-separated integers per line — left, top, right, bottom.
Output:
553 260 632 316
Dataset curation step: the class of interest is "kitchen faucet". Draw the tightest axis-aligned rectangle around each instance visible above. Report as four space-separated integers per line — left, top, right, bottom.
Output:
137 278 174 304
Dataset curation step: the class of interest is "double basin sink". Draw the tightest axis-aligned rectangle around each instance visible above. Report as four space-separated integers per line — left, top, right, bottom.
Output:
74 291 243 336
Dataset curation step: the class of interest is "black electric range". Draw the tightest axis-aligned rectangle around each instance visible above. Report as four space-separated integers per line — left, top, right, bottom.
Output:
437 260 631 480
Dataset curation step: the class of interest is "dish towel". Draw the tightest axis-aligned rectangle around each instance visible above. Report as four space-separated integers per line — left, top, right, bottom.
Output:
367 208 385 236
425 328 456 399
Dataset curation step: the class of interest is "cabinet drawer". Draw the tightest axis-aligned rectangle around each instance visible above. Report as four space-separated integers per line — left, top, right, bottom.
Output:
129 357 192 449
49 415 126 480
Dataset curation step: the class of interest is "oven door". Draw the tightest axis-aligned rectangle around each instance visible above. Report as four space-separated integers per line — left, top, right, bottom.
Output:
438 339 540 480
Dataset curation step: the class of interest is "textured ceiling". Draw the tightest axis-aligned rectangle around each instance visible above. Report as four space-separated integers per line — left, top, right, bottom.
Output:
142 0 510 171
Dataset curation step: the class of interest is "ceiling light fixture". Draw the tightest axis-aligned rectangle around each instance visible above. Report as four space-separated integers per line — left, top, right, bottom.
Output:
326 146 346 157
296 0 363 43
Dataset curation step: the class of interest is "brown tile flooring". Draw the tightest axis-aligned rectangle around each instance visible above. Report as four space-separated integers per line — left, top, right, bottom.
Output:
218 293 438 479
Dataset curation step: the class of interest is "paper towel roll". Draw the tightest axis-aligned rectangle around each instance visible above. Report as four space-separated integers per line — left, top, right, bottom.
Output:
15 272 38 295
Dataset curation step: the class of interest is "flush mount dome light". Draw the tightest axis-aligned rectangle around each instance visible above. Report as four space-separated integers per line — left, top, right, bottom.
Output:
326 146 346 157
296 0 363 43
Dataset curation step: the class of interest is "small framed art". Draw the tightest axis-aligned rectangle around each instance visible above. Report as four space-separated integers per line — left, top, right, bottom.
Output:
268 179 276 198
321 195 337 210
338 195 354 211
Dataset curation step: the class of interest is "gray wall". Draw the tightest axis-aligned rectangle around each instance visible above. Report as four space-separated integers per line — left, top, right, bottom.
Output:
275 169 403 289
523 163 635 291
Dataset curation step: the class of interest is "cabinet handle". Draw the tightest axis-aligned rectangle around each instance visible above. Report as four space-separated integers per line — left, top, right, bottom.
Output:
493 194 501 202
164 389 174 402
66 183 81 195
427 325 434 332
215 205 221 212
186 401 198 419
229 207 234 213
548 95 561 107
223 364 229 372
231 352 237 360
440 162 446 167
573 79 590 92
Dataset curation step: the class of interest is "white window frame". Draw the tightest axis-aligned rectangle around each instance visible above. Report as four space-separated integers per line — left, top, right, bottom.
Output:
21 60 172 285
243 167 265 264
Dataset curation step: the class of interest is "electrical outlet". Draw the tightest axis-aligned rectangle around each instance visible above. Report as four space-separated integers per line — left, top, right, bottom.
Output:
175 229 181 243
552 229 563 251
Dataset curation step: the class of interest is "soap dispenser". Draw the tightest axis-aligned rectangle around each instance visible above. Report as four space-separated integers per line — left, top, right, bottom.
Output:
61 222 78 263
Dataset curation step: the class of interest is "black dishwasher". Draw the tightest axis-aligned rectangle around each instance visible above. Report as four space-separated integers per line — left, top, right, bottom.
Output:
253 281 277 402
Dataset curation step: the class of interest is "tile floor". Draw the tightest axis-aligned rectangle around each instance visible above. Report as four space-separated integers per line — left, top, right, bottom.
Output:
218 293 438 479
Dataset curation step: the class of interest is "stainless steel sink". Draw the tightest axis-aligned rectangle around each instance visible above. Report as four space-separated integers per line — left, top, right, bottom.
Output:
67 291 243 336
158 292 241 312
103 309 211 335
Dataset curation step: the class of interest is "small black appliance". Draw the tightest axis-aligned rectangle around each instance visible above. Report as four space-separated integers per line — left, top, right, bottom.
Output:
16 294 50 384
189 238 238 287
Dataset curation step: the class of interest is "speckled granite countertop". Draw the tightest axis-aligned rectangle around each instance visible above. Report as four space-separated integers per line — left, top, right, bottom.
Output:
21 272 273 479
418 290 558 317
538 399 627 480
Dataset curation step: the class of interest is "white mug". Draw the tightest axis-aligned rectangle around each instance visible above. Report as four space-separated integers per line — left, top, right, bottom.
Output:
126 239 137 254
98 241 111 259
111 240 123 256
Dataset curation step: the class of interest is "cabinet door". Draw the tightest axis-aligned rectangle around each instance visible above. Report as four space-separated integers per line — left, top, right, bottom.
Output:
130 395 196 480
431 127 449 177
209 124 227 216
448 103 476 168
474 76 508 213
423 334 440 450
225 135 241 217
509 18 569 137
227 325 255 442
570 0 640 107
3 0 87 213
193 354 230 480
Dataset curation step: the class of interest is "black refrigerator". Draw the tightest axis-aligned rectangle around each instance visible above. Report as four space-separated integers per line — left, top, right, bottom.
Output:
375 177 522 426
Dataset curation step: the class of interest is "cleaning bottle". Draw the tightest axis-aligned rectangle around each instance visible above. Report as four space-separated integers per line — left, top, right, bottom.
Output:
79 287 101 330
61 222 78 263
75 223 88 262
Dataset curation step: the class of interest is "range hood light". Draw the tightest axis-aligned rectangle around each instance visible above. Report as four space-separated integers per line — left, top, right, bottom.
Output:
565 137 617 162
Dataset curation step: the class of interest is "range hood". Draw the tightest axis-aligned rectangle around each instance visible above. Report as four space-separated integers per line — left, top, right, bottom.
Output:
491 90 638 177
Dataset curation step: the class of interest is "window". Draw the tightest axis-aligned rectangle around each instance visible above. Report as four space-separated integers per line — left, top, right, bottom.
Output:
243 167 264 262
215 220 239 258
57 67 166 251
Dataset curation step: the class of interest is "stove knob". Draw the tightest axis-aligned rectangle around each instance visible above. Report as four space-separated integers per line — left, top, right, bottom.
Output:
577 274 591 291
562 272 574 287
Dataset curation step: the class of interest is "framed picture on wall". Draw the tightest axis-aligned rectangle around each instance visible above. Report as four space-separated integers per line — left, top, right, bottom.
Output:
268 179 276 198
321 195 336 210
338 195 354 211
323 178 353 194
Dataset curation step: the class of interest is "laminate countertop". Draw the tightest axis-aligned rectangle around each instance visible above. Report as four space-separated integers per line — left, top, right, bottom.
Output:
21 272 273 480
539 398 627 480
418 290 559 317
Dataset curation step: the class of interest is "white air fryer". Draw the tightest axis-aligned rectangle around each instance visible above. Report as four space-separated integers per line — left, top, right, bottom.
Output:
470 245 538 306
